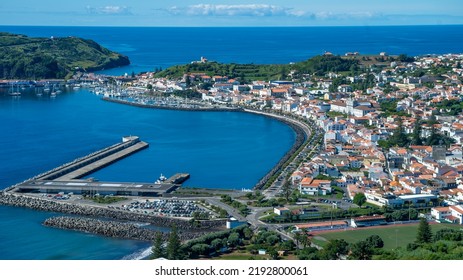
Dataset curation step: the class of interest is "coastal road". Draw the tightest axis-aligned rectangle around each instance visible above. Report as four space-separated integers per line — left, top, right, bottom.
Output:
203 197 246 221
242 110 316 199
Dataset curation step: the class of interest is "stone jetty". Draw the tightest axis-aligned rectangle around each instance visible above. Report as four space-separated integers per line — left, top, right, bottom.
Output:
0 192 225 231
43 216 205 241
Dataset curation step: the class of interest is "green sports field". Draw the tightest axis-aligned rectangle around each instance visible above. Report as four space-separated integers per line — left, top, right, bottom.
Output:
315 223 463 250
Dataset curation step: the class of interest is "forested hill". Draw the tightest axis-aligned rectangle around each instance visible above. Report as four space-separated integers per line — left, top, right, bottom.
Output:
154 55 360 82
0 32 130 79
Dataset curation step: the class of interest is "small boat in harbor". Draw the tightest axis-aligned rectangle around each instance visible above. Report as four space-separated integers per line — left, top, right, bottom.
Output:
8 84 21 96
155 174 167 184
8 91 21 96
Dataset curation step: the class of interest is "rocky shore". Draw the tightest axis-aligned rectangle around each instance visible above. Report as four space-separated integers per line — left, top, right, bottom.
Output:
0 192 225 231
43 216 205 241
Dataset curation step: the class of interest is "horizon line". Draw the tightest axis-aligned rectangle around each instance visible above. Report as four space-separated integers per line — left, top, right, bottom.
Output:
1 23 463 28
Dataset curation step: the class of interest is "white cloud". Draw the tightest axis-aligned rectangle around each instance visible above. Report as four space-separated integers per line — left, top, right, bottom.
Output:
167 4 300 17
86 5 131 15
164 4 381 21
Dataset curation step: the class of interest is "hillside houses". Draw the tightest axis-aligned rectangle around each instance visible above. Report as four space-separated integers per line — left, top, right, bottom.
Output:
124 53 463 217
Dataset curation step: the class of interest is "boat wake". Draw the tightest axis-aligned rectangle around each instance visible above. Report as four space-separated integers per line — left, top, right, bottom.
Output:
122 246 152 260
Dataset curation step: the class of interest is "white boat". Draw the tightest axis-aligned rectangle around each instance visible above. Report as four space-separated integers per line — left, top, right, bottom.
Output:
8 84 21 96
155 174 168 184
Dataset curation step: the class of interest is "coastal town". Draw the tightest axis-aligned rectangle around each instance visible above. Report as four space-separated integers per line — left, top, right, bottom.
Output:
94 52 463 224
2 52 463 260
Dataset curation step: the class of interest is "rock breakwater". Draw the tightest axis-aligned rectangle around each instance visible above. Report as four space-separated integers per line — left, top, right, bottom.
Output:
43 216 205 241
0 192 224 231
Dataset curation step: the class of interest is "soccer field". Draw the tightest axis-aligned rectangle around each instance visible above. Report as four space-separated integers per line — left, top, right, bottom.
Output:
316 223 462 250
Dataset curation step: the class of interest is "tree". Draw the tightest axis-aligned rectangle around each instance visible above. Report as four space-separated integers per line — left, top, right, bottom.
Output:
166 225 182 260
410 121 423 145
281 181 292 202
416 218 433 244
227 232 241 248
365 235 384 249
397 54 415 63
295 228 311 249
211 238 225 251
353 193 366 207
322 239 349 259
434 228 463 242
267 248 279 260
279 240 295 251
151 232 165 259
266 234 280 246
243 227 253 240
190 243 211 258
349 241 374 260
389 120 410 147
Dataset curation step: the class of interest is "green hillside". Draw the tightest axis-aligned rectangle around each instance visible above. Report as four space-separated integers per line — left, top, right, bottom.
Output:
154 55 360 82
0 32 130 79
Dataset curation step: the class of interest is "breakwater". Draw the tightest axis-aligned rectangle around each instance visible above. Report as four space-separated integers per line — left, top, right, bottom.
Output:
0 192 224 231
35 136 147 181
43 216 205 241
102 97 243 112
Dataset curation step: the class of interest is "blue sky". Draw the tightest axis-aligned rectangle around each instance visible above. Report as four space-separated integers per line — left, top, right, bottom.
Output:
1 0 462 26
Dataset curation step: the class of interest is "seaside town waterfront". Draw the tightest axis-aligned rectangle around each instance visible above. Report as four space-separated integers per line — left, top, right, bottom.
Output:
3 52 463 260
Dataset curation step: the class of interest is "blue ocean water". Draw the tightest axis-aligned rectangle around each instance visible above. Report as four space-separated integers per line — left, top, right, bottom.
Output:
1 25 462 76
0 25 461 260
0 88 295 259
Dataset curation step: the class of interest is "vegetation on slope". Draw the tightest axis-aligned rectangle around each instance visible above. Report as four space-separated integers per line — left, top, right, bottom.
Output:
154 55 360 82
0 32 130 79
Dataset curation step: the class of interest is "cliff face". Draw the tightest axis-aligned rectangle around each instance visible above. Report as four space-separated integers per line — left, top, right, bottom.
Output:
0 32 130 79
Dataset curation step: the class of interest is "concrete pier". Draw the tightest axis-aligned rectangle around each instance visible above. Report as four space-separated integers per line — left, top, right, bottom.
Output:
165 173 190 184
7 136 191 197
15 179 179 196
53 141 148 181
36 136 148 181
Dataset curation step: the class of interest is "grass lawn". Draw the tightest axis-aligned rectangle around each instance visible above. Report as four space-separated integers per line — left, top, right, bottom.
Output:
316 223 462 250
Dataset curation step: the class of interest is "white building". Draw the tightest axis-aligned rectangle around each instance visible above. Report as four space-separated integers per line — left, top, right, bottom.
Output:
431 205 463 224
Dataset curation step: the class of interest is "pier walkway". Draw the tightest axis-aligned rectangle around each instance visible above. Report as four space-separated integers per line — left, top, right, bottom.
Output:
53 141 148 181
9 136 190 197
36 136 148 181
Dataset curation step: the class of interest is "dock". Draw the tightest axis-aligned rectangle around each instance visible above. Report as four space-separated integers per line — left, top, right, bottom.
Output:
16 180 179 196
37 136 148 181
8 136 190 197
165 173 190 184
